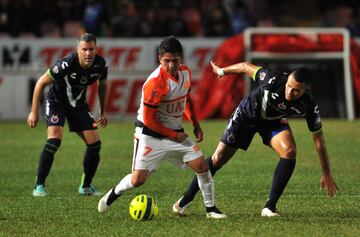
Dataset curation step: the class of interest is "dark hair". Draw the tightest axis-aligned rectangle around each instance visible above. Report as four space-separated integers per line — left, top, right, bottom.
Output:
293 67 311 84
158 35 183 57
78 33 97 45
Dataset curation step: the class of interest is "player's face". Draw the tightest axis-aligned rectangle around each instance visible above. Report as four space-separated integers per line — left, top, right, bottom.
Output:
159 53 182 78
285 74 307 101
77 40 97 69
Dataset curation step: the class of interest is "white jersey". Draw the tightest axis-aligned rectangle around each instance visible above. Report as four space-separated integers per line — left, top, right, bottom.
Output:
137 65 191 130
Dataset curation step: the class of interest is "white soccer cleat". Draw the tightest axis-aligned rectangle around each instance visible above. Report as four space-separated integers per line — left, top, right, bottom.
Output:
172 197 188 216
97 189 113 213
206 206 227 219
261 207 280 217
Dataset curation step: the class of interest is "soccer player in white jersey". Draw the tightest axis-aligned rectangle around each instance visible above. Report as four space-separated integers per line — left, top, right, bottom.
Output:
98 36 226 219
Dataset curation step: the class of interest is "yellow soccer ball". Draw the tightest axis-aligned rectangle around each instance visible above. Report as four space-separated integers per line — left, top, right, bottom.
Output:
129 194 159 221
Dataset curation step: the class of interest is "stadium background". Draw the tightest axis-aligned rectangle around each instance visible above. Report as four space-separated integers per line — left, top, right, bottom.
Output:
1 0 360 120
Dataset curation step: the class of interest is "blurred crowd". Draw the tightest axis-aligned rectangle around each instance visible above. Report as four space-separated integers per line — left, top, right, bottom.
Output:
1 0 360 38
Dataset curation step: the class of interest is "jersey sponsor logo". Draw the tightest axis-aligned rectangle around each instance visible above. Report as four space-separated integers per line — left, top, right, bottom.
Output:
259 72 266 81
90 73 100 78
268 76 276 84
61 61 68 69
166 100 185 113
50 115 59 124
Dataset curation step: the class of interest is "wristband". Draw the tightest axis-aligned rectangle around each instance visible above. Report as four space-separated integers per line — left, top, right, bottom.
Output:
217 68 225 76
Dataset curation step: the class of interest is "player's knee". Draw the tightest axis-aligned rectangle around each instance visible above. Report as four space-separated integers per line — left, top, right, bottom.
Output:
131 177 146 187
86 140 101 155
211 154 227 169
283 146 297 159
44 138 61 154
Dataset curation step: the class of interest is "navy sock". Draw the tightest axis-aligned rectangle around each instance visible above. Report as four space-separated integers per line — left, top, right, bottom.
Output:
179 157 219 207
36 138 61 185
265 158 296 211
82 141 101 188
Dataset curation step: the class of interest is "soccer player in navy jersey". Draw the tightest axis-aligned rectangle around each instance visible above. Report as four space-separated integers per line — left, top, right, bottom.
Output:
28 33 108 197
173 61 338 217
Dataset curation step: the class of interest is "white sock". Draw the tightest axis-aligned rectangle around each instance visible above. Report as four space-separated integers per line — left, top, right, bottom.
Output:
114 174 134 195
197 170 215 207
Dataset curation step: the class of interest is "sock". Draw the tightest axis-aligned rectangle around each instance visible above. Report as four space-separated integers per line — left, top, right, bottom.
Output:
197 170 214 208
36 138 61 185
106 187 121 206
180 157 219 207
81 141 101 188
265 158 296 211
114 174 134 195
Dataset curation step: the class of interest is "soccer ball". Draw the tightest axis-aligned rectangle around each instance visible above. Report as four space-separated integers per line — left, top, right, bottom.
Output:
129 194 159 221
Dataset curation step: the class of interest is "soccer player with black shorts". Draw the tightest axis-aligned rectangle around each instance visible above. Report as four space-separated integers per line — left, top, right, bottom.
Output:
173 61 338 217
28 33 108 197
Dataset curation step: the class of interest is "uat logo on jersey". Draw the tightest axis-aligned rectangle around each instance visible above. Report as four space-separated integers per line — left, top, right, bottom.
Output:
183 81 190 89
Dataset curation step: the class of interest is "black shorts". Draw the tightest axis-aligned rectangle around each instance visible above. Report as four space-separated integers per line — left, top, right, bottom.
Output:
45 99 97 132
220 116 290 151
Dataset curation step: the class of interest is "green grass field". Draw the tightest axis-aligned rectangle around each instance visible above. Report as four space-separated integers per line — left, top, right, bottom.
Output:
1 119 360 237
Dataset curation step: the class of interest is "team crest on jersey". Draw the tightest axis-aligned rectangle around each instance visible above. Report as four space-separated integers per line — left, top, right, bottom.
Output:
183 81 190 89
259 72 266 81
80 76 88 84
50 115 59 124
70 73 77 79
277 102 286 110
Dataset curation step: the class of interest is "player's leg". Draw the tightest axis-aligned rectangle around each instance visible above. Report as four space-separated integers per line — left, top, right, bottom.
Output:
177 142 237 208
77 129 102 195
33 125 63 196
98 130 160 213
176 114 252 211
186 156 226 219
33 100 65 197
261 123 296 217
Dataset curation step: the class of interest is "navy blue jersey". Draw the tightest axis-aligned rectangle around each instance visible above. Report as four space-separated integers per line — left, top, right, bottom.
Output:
238 67 322 132
47 52 108 109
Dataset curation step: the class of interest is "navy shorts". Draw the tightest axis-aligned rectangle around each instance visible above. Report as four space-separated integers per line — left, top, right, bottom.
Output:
220 116 290 151
45 99 97 132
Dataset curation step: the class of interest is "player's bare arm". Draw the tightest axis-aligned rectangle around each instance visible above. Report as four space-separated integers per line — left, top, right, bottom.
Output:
184 94 203 142
210 61 259 78
312 130 338 196
27 72 53 128
97 79 108 128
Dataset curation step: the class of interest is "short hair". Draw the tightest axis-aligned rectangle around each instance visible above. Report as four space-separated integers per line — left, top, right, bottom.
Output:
293 67 312 84
158 35 183 57
78 33 97 45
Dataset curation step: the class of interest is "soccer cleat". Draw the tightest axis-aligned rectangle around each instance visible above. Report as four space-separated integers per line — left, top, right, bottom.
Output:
78 184 102 196
206 206 227 219
172 197 189 216
32 184 48 197
98 188 113 213
261 207 280 217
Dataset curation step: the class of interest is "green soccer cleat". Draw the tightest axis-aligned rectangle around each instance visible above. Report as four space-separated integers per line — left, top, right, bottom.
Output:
78 184 102 196
32 184 48 197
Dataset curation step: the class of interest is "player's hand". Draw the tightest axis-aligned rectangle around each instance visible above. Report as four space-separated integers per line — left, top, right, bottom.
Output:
320 174 338 197
175 132 188 143
27 112 38 128
210 61 224 78
193 123 203 142
97 115 108 128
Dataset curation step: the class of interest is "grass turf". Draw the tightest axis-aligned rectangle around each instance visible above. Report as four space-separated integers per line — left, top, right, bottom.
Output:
0 119 359 237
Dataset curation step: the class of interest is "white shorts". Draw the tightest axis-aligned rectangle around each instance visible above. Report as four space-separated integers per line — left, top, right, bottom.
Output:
132 127 204 172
